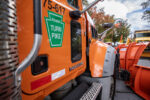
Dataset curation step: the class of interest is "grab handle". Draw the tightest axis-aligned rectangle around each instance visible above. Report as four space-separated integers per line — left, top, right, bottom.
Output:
15 0 42 86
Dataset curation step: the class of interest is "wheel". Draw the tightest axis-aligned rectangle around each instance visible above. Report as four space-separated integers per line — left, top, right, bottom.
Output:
0 0 21 99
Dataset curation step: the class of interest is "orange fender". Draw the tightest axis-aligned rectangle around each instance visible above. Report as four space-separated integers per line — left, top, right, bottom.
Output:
89 41 116 77
89 41 108 77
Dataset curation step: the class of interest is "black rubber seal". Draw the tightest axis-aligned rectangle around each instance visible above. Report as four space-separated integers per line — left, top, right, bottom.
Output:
34 0 42 35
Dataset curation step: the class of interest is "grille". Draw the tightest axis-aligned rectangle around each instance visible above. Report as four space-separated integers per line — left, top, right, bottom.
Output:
0 0 21 99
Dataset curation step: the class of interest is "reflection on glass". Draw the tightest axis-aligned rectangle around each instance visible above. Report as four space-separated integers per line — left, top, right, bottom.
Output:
71 21 82 63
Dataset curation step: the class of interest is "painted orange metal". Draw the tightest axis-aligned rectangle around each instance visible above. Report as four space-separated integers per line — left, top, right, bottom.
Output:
16 0 114 99
118 44 128 70
85 13 108 78
17 0 87 99
134 65 150 100
125 43 147 70
119 43 150 99
89 41 108 77
120 43 147 87
125 43 147 87
118 43 147 71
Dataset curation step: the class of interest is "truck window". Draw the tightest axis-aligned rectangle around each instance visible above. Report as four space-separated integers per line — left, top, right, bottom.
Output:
67 0 79 9
31 55 48 75
95 29 98 38
91 26 98 39
71 21 82 63
136 33 150 37
91 26 95 38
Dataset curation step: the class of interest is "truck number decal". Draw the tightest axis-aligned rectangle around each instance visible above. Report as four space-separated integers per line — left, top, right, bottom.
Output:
43 0 65 15
45 11 65 48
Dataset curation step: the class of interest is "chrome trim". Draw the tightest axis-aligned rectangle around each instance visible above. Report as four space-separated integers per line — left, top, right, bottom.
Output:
100 27 113 40
69 62 83 71
15 34 42 86
0 0 22 98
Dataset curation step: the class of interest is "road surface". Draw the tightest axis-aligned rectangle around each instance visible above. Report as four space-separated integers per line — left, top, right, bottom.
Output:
114 79 144 100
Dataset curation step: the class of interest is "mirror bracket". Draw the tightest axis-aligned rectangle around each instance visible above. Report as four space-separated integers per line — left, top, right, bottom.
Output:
69 0 102 19
69 10 81 20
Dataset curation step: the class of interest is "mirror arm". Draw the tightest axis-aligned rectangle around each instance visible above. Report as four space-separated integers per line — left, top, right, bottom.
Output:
81 0 103 14
69 0 103 19
99 26 114 40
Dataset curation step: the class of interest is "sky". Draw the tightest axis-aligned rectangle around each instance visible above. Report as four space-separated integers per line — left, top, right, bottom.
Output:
87 0 150 33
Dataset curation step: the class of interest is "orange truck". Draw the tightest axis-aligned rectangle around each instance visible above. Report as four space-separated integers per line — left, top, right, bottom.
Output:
0 0 117 100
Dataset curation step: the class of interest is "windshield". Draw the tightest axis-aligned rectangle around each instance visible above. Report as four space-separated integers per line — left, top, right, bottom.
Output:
136 33 150 38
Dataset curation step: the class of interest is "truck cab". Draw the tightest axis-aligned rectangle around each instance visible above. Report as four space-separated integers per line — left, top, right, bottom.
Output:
0 0 117 100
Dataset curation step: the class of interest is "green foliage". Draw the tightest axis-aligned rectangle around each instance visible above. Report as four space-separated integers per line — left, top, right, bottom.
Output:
82 0 131 43
141 0 150 22
89 7 115 33
104 20 130 43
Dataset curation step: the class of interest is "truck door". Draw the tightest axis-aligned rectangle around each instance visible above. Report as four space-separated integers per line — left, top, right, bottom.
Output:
18 0 86 97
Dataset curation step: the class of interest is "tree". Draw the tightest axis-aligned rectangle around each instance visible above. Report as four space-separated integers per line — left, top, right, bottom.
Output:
104 20 130 44
141 0 150 22
82 1 130 43
89 7 114 33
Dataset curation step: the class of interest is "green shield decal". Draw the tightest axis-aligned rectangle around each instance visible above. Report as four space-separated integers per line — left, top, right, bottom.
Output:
45 11 65 48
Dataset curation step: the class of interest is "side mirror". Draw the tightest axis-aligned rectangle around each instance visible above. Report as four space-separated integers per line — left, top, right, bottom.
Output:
102 19 123 29
100 18 124 40
114 19 123 28
102 23 113 28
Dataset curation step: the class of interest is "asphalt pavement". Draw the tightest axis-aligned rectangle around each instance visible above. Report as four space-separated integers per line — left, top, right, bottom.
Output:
114 79 144 100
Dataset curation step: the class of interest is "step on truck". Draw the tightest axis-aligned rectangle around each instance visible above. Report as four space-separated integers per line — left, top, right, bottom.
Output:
0 0 118 100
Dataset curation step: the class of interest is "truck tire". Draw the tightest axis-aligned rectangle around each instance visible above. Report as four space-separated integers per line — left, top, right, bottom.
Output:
0 0 21 99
